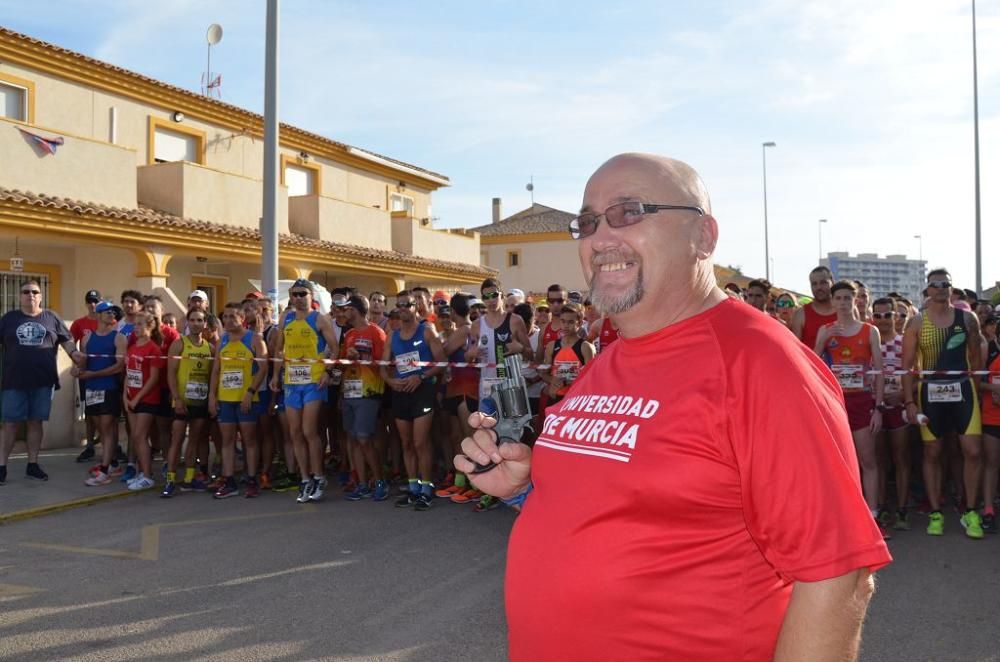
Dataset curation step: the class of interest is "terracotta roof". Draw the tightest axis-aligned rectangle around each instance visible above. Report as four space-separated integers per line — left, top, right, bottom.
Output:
0 27 449 185
0 188 492 280
471 203 575 237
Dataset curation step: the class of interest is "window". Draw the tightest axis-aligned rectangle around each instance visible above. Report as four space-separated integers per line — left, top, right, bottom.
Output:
507 250 521 268
1 271 52 315
280 155 321 196
390 193 414 214
147 116 205 165
0 73 34 123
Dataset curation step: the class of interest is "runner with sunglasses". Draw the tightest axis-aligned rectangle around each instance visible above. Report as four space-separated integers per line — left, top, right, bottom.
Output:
870 297 911 531
270 279 340 503
901 268 985 537
774 292 797 327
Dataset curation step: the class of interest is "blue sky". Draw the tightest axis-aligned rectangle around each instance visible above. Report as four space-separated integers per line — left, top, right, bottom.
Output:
3 0 999 293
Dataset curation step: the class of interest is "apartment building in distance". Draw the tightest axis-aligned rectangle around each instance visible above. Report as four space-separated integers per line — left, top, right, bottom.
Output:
0 27 491 444
821 252 926 301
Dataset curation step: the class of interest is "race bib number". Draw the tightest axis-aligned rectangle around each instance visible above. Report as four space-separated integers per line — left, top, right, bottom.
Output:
833 364 864 390
927 381 962 403
396 351 421 375
222 370 244 390
555 361 579 384
85 389 105 406
287 364 312 385
126 369 143 389
343 379 363 399
185 381 209 401
884 374 902 394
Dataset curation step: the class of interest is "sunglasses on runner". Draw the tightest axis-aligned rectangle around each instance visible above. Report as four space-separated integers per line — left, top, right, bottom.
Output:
775 300 795 308
481 291 501 300
569 201 705 240
289 291 310 298
21 289 40 295
927 280 952 289
396 301 416 309
871 312 896 320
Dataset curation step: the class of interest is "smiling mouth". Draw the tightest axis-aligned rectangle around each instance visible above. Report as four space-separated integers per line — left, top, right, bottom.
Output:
597 261 636 273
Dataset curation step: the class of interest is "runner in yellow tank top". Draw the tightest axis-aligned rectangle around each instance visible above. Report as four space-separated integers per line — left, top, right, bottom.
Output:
268 279 340 503
163 309 215 497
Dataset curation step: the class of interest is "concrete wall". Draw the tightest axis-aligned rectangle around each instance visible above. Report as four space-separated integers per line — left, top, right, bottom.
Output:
138 161 289 233
289 195 392 250
483 239 587 293
392 217 480 264
0 115 136 208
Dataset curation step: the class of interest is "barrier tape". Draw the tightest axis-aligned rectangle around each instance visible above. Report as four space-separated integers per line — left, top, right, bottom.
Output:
71 352 1000 376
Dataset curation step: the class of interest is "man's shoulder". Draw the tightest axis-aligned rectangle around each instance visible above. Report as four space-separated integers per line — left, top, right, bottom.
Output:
707 301 822 374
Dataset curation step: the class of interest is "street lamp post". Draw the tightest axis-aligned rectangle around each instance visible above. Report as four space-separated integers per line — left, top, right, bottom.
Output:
972 0 983 295
818 219 828 263
762 142 776 281
914 234 923 262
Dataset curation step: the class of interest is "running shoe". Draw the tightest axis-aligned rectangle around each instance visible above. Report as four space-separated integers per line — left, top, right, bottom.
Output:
25 463 48 481
893 510 910 531
258 473 272 490
0 465 6 485
181 477 208 492
395 493 417 508
414 494 432 511
435 484 464 499
342 480 357 494
960 510 984 539
296 479 315 504
88 463 103 476
309 477 328 502
877 509 892 529
982 513 997 534
160 481 177 498
474 495 500 512
214 482 239 499
208 476 226 492
128 474 155 491
272 474 297 492
75 445 95 462
372 480 388 502
108 463 124 477
927 511 945 536
876 517 891 541
345 484 372 501
121 465 137 484
450 488 482 504
244 479 260 499
85 471 111 486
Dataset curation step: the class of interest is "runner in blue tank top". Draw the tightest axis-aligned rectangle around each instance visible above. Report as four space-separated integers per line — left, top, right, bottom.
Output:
380 289 447 511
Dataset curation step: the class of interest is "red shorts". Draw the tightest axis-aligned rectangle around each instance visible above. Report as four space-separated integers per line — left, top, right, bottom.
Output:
881 406 906 431
844 392 875 431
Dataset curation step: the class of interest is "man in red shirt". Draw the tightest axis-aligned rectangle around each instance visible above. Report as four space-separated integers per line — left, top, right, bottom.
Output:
457 153 891 661
71 289 102 462
791 266 837 350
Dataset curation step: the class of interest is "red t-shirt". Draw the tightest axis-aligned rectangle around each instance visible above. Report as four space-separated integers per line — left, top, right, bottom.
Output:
507 298 891 660
125 340 165 405
598 316 619 351
127 324 179 390
541 321 560 350
70 316 98 343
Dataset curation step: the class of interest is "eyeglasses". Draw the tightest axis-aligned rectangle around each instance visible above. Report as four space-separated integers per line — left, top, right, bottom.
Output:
927 280 952 289
569 201 705 240
775 300 795 309
289 291 310 298
481 291 500 300
21 289 41 295
396 301 416 309
872 312 896 320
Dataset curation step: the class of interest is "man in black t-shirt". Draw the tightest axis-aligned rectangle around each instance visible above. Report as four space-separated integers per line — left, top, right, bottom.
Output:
0 279 83 484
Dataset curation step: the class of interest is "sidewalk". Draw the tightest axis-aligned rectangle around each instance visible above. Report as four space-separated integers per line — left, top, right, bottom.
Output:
0 449 143 523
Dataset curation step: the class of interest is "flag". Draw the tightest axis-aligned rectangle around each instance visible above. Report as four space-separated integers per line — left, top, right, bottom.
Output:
17 126 64 156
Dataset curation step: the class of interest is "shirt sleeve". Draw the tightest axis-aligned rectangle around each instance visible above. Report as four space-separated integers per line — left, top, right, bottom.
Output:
52 313 73 346
726 333 892 583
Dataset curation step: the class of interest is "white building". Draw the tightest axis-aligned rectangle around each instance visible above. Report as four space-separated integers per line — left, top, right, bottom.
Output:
821 252 926 301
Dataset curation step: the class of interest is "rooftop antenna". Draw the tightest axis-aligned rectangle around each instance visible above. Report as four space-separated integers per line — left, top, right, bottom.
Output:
202 23 223 97
526 175 534 205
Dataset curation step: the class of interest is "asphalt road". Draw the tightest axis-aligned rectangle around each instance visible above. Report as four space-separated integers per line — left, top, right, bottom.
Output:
1 489 998 661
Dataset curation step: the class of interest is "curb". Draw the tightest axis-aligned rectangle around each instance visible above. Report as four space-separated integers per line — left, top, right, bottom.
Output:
0 489 144 525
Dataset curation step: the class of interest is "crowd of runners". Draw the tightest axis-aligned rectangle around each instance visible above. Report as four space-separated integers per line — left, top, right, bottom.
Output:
0 266 998 537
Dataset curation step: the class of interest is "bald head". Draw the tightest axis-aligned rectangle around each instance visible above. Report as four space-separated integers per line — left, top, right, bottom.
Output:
584 153 712 215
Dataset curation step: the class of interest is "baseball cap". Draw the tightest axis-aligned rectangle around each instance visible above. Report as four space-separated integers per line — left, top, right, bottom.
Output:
985 313 1000 326
188 289 208 301
244 290 262 300
95 300 115 313
508 288 525 300
568 290 584 304
85 289 101 303
291 278 314 292
332 293 350 308
433 290 449 305
536 300 550 311
468 296 484 307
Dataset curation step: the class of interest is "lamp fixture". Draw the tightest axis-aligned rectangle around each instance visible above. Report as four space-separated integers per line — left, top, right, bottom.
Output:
10 236 23 273
172 111 185 122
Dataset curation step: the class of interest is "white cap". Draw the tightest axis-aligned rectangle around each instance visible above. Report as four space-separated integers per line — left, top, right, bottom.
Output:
188 289 208 301
508 288 525 299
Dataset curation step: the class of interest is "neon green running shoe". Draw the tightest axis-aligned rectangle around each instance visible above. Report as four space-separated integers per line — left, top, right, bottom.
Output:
927 511 944 536
960 510 984 539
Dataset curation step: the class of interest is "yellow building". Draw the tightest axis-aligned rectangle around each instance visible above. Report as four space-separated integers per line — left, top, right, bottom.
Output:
0 27 491 444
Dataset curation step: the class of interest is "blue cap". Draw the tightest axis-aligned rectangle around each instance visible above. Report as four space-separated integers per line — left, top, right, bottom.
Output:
95 300 115 313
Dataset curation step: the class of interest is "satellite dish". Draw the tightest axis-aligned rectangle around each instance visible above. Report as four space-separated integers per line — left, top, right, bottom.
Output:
207 24 223 45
